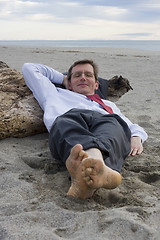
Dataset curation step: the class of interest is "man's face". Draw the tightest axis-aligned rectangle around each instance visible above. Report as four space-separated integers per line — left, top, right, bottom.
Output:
68 64 99 96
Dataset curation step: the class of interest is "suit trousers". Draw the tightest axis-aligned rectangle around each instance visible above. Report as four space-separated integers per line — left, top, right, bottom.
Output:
49 109 131 172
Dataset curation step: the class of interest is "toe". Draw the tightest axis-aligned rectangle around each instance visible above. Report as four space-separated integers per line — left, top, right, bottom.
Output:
70 144 83 158
85 167 93 175
82 158 96 168
87 179 93 186
79 150 88 161
79 150 85 157
83 176 91 182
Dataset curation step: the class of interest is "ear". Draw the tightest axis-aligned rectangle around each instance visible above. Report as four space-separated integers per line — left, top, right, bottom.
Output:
67 81 72 90
95 81 99 90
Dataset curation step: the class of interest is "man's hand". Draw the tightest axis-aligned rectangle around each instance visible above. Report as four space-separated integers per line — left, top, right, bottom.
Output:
130 136 143 156
62 75 68 89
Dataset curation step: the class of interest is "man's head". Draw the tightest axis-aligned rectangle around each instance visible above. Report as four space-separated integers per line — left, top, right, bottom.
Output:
67 59 99 96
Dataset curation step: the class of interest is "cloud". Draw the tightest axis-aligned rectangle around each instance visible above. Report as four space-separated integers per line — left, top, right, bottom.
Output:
0 0 160 23
0 0 45 20
0 0 160 40
120 33 152 37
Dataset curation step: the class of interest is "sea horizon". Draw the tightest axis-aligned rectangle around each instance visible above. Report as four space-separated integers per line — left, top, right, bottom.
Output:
0 40 160 51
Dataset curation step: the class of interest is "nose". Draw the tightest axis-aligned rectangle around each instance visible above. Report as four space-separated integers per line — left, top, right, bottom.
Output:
80 72 86 80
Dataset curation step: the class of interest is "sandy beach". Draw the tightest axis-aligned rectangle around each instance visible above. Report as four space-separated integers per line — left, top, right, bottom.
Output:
0 45 160 240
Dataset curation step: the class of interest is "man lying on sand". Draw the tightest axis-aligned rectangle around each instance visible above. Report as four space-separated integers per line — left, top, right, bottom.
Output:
22 59 148 199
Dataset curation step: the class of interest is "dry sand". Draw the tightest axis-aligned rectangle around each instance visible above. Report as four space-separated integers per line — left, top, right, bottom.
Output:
0 45 160 240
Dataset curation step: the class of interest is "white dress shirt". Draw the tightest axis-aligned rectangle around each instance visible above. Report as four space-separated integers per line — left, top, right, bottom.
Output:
22 63 148 143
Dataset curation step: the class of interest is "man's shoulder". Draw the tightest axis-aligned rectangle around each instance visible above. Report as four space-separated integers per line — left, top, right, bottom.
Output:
95 77 108 99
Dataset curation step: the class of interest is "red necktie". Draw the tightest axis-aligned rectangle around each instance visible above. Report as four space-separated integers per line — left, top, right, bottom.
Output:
87 94 113 114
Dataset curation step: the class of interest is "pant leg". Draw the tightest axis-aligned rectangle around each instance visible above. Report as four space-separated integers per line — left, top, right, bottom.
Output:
89 114 131 172
49 109 101 163
49 109 131 172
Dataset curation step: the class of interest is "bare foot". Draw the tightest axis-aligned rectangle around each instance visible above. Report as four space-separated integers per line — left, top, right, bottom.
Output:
81 158 122 190
66 144 96 199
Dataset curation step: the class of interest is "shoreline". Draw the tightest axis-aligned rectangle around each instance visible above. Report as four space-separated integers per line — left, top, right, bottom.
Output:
0 39 160 52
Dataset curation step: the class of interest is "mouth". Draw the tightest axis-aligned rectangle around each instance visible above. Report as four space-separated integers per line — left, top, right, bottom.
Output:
77 83 88 87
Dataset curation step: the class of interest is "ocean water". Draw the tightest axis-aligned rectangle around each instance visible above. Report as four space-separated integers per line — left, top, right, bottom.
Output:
0 40 160 51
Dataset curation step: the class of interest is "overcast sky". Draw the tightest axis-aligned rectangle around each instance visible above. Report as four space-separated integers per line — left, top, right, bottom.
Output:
0 0 160 40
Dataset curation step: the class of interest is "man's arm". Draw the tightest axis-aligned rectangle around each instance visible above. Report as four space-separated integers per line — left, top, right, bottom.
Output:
22 63 64 110
113 105 148 145
103 100 148 155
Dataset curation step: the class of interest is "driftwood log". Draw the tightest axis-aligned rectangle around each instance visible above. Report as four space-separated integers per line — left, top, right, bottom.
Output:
0 61 132 139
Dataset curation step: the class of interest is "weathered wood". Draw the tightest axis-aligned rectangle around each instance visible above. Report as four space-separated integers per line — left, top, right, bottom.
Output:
0 62 46 139
107 75 133 101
